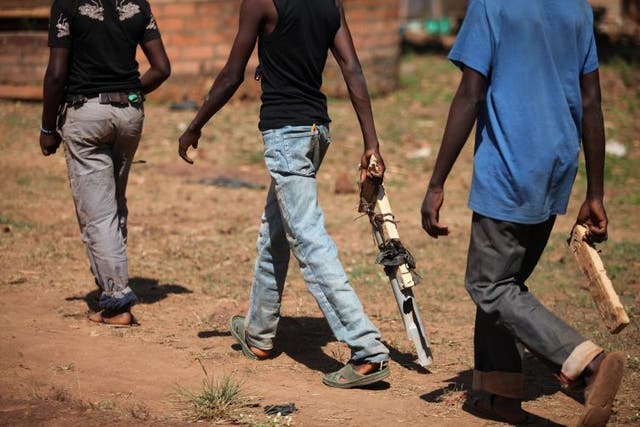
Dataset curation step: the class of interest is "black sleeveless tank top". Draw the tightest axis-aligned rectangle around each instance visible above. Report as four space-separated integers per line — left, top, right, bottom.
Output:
258 0 341 131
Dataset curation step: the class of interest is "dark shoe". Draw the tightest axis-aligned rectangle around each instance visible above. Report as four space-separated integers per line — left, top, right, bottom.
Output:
466 394 536 425
575 351 625 427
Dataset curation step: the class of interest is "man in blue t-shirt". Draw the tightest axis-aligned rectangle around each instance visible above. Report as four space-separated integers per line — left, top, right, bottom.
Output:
421 0 624 425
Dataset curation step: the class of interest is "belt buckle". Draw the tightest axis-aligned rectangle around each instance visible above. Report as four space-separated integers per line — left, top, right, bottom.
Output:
67 95 87 108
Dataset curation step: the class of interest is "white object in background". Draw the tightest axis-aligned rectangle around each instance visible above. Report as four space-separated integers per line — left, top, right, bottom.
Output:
605 140 627 157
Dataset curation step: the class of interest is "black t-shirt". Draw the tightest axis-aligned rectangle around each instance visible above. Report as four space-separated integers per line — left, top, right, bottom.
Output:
48 0 161 96
258 0 340 131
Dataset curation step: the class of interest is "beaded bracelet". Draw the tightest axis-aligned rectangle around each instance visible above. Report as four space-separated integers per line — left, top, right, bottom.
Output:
40 126 56 135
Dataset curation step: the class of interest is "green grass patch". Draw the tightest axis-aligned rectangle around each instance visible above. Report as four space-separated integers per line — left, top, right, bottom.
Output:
604 240 640 288
3 111 34 128
604 155 637 187
602 58 637 88
176 360 252 422
386 178 407 188
534 235 638 296
398 54 458 106
16 176 32 186
345 261 381 286
90 400 115 411
247 150 264 164
0 214 32 231
612 192 640 206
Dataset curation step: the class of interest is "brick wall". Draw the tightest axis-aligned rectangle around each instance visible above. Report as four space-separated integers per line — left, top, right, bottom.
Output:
323 0 401 97
0 32 47 99
0 0 401 101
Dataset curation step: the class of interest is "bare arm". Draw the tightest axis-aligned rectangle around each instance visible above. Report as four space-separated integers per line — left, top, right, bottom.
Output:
39 47 69 156
421 67 486 238
178 0 268 164
330 0 383 181
140 38 171 94
576 69 607 242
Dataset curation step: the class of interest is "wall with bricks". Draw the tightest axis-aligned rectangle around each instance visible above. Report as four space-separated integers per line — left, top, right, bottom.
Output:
0 0 401 101
0 32 47 99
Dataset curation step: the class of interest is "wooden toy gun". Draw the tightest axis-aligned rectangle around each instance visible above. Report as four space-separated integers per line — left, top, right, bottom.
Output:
359 156 433 367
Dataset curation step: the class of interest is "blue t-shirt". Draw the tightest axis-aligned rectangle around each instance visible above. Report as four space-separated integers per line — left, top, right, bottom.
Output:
449 0 599 224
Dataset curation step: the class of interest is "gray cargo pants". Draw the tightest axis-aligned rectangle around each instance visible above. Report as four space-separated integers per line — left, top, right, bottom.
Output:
466 212 602 399
62 98 143 312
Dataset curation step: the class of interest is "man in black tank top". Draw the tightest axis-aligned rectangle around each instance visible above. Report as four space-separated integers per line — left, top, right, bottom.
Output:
179 0 390 388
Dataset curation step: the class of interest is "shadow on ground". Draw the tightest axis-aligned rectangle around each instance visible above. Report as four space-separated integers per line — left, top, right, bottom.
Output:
66 276 192 311
197 315 415 385
387 344 431 374
419 352 584 426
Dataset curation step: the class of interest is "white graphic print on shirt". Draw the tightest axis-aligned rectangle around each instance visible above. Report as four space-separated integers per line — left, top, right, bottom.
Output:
78 0 104 21
146 15 157 30
56 14 70 38
116 1 141 21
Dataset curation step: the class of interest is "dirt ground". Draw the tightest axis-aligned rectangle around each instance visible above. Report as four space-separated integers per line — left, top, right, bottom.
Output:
1 54 639 426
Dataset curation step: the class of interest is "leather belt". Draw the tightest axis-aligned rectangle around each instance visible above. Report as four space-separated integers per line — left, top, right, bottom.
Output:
66 92 144 107
98 92 130 105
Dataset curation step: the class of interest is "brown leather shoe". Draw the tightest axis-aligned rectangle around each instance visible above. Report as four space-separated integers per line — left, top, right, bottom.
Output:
576 351 625 427
88 310 133 326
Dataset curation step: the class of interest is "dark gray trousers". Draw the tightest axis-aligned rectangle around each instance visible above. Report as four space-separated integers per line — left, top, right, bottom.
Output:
466 213 602 398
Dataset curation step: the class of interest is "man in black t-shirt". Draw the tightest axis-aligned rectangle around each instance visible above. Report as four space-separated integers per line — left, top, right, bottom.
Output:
178 0 390 388
40 0 170 325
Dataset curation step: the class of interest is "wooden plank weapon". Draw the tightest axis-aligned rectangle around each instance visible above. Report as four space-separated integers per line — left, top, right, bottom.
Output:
568 224 630 334
359 156 433 367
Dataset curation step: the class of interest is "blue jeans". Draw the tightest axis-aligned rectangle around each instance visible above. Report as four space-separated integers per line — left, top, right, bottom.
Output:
245 125 389 364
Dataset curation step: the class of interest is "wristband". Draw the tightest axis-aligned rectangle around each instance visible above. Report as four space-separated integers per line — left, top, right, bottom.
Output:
40 126 56 135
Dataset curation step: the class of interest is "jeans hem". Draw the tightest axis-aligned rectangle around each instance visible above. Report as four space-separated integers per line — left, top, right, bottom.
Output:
245 335 274 352
351 355 390 364
98 288 138 311
561 340 603 380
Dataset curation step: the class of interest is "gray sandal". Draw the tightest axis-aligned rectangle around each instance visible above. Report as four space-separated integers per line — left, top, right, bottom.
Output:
229 315 262 360
322 362 390 389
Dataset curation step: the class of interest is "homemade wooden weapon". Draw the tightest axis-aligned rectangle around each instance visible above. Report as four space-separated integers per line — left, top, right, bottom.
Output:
568 224 629 334
359 156 433 367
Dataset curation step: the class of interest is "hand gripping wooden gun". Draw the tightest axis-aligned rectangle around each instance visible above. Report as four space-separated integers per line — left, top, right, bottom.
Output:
568 224 630 334
359 156 433 367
